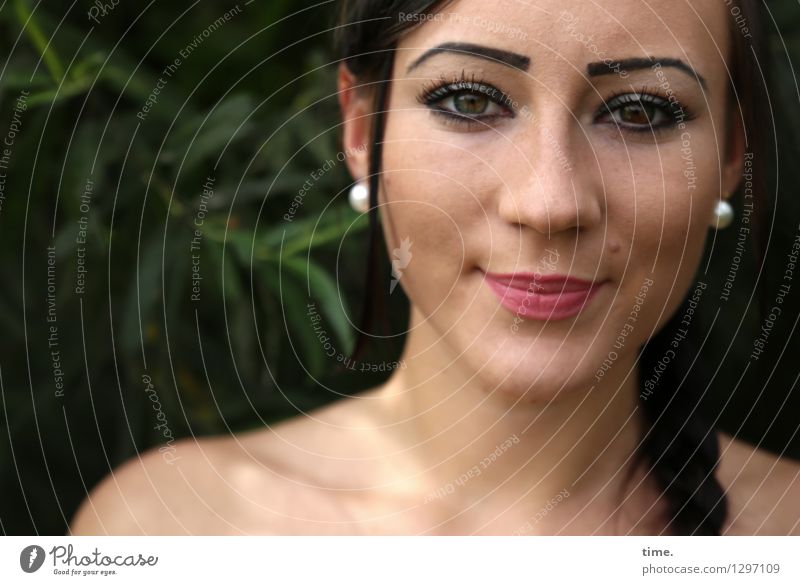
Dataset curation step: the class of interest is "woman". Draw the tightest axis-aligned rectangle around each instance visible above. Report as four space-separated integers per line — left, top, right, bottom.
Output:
71 0 800 535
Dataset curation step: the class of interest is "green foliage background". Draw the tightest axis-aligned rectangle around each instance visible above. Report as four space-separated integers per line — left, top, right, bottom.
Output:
0 0 799 535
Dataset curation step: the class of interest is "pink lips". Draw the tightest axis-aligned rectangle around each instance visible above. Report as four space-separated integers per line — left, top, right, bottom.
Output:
483 271 606 321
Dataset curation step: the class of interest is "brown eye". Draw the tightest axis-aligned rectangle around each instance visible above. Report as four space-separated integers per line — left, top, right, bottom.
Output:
453 92 489 115
618 102 659 125
599 93 675 130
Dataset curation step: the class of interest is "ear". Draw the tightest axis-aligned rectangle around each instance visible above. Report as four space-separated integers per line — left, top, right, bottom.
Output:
337 63 372 182
721 101 746 200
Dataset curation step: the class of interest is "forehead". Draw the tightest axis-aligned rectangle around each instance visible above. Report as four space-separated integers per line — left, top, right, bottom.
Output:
395 0 733 80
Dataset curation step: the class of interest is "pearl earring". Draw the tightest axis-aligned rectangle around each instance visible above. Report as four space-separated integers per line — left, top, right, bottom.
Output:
711 199 734 230
349 180 369 213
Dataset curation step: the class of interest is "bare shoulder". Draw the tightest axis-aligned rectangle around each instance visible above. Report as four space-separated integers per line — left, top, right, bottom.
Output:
716 431 800 535
68 432 310 535
69 399 373 536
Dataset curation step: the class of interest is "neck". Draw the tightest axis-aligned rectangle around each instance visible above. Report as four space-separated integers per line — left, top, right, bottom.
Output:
373 305 651 534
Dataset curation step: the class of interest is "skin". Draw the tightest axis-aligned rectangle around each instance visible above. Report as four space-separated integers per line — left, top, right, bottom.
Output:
70 0 800 535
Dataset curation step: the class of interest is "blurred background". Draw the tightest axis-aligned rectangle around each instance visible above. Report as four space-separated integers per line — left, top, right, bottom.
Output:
1 0 799 535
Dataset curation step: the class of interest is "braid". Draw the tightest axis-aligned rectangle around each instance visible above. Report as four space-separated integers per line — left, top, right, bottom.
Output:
630 0 767 537
634 317 728 535
336 0 769 537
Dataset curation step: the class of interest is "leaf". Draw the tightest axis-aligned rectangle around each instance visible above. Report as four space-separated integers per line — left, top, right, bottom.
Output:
205 239 242 302
284 256 353 355
268 270 326 379
164 94 256 173
120 234 165 356
258 208 367 260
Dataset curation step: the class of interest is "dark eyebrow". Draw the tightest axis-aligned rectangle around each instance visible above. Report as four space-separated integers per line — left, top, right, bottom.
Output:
588 57 708 90
406 42 531 73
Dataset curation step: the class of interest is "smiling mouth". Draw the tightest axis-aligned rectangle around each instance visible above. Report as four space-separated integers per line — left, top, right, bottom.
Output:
482 270 607 321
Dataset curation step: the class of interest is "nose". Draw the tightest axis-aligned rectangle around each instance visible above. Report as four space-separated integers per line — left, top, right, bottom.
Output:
496 115 602 237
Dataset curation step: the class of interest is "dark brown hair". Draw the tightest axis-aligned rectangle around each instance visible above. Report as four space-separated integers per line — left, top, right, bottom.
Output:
335 0 772 535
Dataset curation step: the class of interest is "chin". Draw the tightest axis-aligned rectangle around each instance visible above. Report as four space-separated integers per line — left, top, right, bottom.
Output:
465 345 597 405
482 374 589 406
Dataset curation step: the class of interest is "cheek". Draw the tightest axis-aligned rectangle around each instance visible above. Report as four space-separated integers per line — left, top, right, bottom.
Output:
601 132 720 259
379 116 499 294
376 169 469 307
599 133 721 334
382 111 502 208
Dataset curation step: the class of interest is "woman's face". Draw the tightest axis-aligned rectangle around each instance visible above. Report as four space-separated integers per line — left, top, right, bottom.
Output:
342 0 745 401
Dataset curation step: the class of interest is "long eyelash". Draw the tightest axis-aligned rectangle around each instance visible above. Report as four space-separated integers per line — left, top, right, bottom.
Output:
598 84 696 133
417 71 490 103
